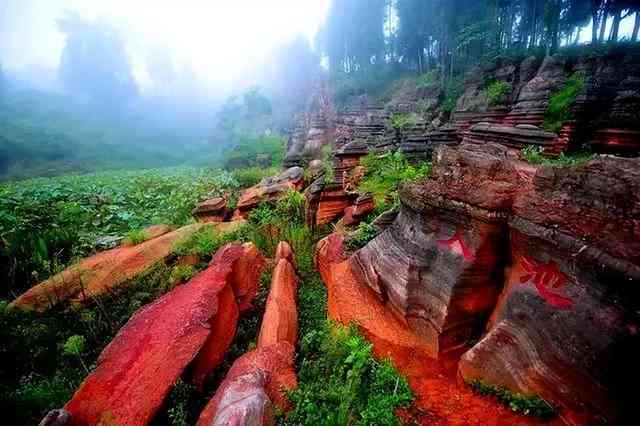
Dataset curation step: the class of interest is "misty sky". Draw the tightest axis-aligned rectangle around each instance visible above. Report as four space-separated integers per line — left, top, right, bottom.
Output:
0 0 331 90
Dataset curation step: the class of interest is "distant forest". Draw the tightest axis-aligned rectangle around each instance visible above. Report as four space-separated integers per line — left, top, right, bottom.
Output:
318 0 640 82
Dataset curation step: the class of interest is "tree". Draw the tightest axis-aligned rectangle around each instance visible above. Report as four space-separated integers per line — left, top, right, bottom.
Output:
56 12 137 110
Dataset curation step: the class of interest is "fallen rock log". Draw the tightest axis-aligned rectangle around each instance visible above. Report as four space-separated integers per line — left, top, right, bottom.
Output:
8 224 204 312
61 242 263 426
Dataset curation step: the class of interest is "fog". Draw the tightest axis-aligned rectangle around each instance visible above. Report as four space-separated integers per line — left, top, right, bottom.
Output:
0 0 331 179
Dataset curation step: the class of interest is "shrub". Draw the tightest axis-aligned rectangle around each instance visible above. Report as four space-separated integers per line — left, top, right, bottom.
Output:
62 335 85 357
387 113 414 131
441 78 463 113
521 146 593 166
358 151 431 208
171 224 243 261
281 322 413 425
485 81 512 106
169 265 195 285
542 73 585 133
469 379 557 418
223 135 285 170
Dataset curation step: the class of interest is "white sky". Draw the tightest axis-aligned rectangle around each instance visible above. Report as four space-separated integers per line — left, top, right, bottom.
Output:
0 0 331 89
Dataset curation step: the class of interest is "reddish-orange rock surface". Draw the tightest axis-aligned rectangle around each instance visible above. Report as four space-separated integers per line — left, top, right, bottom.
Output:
9 224 203 312
258 243 298 348
236 167 304 214
191 243 265 388
192 197 228 223
63 243 248 426
315 233 547 426
196 342 297 426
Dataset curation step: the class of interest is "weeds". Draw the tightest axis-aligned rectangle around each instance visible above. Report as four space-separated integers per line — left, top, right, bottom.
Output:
281 322 413 425
387 113 414 131
123 228 149 246
469 379 557 418
521 146 593 166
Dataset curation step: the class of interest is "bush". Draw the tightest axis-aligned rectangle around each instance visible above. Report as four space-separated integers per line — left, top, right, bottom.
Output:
485 81 512 106
387 113 414 131
469 379 557 418
441 78 463 113
171 224 243 261
521 145 593 166
542 73 585 133
358 151 430 208
223 135 284 170
281 322 413 425
415 70 440 89
231 166 279 188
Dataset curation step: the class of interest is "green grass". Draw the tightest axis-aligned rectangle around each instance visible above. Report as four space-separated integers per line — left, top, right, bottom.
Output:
358 150 430 209
468 379 557 418
387 113 414 131
542 73 585 133
281 322 413 426
521 146 593 166
171 224 245 262
415 71 440 89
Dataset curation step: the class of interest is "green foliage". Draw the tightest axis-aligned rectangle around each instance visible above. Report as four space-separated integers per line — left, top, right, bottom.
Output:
542 73 585 133
386 113 414 131
172 224 243 262
345 223 379 252
1 264 177 424
123 228 149 246
165 380 198 426
281 322 413 425
441 78 463 114
223 135 285 170
322 144 334 185
358 151 431 208
168 265 195 285
231 166 279 188
415 70 440 89
62 335 85 357
485 81 512 106
469 379 557 418
0 168 242 297
521 146 593 166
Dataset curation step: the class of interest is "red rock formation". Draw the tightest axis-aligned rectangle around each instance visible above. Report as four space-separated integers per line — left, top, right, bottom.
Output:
198 241 299 426
224 242 266 311
192 197 227 223
342 194 375 226
196 342 297 426
315 233 545 425
8 224 203 312
237 167 304 214
63 244 249 426
312 184 357 227
257 246 298 348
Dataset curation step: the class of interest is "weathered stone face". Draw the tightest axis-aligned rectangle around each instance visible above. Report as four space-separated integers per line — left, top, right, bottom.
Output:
237 167 304 214
321 142 639 423
192 197 227 223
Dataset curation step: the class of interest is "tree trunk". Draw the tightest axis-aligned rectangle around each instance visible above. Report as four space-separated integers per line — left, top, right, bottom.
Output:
633 12 640 42
609 9 622 42
599 1 609 43
591 5 600 44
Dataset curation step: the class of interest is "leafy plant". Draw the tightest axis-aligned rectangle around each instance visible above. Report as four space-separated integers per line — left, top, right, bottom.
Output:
168 265 195 285
441 78 463 113
358 150 430 208
485 81 512 106
415 70 440 89
171 224 244 261
542 73 585 133
521 146 593 166
345 223 379 252
231 166 279 188
469 379 557 418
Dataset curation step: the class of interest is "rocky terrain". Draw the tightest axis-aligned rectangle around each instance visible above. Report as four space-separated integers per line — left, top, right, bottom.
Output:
13 48 639 426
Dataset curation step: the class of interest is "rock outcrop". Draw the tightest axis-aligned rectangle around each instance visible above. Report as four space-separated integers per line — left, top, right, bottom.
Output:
8 224 204 312
198 241 299 426
236 167 304 215
321 141 639 424
192 197 228 223
63 242 264 426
